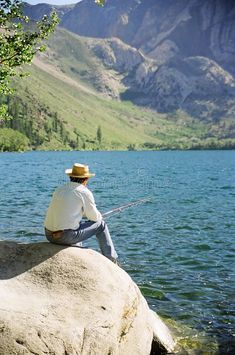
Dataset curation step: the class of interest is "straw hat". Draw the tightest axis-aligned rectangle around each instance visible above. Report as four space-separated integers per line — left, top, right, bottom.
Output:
65 163 95 178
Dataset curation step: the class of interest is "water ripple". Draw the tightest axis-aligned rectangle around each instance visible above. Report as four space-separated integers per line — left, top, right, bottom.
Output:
0 150 235 354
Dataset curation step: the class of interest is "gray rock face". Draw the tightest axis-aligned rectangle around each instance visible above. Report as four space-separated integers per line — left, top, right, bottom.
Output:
131 56 235 117
89 38 144 73
0 241 175 355
59 0 235 73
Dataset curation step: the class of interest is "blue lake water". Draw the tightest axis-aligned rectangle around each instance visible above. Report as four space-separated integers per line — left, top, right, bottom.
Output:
0 150 234 353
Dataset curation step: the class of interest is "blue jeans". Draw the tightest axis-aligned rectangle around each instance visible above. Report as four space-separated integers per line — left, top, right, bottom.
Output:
45 219 118 261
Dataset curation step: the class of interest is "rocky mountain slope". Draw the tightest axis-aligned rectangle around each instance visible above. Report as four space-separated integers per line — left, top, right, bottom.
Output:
5 27 217 151
86 37 235 124
5 23 233 151
23 0 235 131
60 0 235 75
24 0 235 75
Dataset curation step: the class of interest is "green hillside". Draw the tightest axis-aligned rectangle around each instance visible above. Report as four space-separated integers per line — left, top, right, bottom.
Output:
1 28 234 151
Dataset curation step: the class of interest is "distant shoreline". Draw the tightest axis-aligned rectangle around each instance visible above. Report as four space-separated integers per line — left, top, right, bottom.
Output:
1 147 235 153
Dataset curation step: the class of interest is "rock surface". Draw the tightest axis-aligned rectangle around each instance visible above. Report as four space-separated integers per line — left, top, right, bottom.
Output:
0 241 175 355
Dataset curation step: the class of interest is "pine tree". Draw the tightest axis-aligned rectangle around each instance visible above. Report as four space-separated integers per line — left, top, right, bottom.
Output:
97 125 102 144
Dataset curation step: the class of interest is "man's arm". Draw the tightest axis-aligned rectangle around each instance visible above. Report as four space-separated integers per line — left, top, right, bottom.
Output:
82 188 102 222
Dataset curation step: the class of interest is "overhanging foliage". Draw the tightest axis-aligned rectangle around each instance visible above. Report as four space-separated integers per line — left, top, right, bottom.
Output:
0 0 59 119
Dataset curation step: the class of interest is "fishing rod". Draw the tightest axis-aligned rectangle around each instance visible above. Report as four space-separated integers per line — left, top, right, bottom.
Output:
0 198 151 231
102 197 151 219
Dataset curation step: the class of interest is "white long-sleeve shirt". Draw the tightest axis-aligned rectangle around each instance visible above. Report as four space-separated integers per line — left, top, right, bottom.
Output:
44 182 102 231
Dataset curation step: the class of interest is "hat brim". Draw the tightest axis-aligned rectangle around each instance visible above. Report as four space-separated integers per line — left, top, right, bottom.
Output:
65 168 95 178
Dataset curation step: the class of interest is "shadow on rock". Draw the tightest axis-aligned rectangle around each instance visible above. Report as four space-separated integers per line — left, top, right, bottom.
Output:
0 241 66 280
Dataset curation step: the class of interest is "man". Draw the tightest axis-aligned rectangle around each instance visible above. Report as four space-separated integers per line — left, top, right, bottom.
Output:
44 163 118 263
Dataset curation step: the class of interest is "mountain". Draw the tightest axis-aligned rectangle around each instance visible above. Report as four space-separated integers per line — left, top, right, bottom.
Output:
2 1 234 151
60 0 235 75
23 0 235 127
4 27 229 151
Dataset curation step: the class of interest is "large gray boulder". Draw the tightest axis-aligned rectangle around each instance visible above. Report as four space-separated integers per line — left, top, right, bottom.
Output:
0 241 175 354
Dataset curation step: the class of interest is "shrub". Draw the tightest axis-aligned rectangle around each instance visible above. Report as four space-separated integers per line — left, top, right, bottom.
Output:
0 128 29 152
